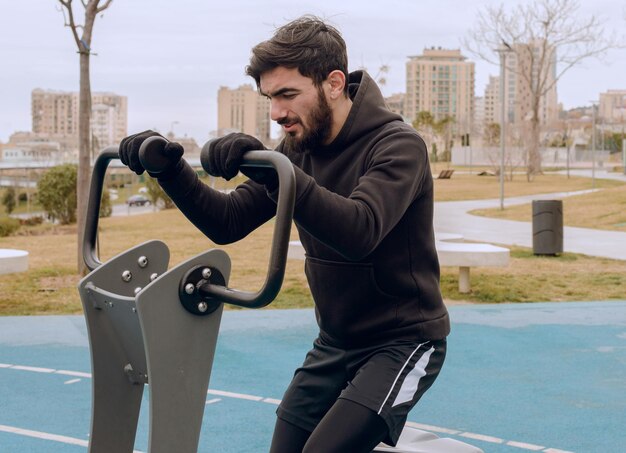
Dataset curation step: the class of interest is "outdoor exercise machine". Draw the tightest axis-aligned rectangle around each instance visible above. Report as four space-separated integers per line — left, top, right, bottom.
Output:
78 139 482 453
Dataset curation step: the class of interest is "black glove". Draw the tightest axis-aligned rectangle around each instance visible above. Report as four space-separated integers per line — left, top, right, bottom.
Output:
119 130 184 176
204 133 265 181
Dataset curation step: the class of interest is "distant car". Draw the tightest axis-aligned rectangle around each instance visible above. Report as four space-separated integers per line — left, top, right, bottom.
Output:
126 194 151 207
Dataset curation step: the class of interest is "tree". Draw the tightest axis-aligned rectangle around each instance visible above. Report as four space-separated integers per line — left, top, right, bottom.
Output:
57 0 113 271
37 164 111 224
2 187 16 215
412 112 455 162
37 164 78 225
145 177 176 209
464 0 620 180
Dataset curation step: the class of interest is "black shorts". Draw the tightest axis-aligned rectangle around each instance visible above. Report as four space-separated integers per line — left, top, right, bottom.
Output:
276 334 447 446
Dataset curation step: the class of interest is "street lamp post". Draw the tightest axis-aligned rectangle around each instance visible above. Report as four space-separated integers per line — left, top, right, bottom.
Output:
497 43 511 210
590 102 596 189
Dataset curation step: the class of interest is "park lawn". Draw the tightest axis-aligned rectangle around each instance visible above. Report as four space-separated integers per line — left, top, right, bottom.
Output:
1 171 625 315
1 207 626 315
471 183 626 231
432 171 622 201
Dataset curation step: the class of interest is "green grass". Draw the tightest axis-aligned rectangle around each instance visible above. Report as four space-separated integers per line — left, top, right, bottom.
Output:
1 171 625 315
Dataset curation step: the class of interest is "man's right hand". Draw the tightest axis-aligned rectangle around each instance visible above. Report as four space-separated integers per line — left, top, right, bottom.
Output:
119 130 184 175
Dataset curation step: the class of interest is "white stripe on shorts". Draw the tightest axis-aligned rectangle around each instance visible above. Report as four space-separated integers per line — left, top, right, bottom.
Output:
377 342 426 414
391 346 435 407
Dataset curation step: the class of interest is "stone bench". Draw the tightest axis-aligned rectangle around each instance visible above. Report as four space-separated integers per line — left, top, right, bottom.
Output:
435 240 509 293
288 236 509 294
0 249 29 275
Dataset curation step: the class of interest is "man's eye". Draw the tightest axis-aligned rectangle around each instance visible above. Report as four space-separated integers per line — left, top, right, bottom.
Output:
283 93 297 100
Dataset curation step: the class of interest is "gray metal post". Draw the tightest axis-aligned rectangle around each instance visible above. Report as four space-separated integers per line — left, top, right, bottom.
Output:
498 48 507 210
78 242 231 453
591 102 596 188
623 136 625 175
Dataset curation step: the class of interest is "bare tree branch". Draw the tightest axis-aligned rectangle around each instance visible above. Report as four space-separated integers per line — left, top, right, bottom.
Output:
57 0 82 51
463 0 623 177
96 0 114 14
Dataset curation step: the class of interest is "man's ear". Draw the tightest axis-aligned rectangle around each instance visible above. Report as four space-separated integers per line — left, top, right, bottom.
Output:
326 70 346 100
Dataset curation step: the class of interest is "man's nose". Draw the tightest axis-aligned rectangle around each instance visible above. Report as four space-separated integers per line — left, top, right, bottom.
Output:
270 99 286 122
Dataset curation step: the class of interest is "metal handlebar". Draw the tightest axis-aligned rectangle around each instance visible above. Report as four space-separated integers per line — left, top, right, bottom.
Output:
83 147 119 272
83 140 296 310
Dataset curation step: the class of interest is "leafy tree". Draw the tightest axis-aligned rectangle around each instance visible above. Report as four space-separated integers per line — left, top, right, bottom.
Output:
145 177 175 209
37 164 78 225
2 187 16 215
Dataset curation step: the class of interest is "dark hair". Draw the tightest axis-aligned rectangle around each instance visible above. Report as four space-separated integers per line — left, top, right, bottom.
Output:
246 16 349 94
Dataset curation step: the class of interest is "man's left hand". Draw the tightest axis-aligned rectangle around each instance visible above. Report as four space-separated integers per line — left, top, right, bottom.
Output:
204 133 266 180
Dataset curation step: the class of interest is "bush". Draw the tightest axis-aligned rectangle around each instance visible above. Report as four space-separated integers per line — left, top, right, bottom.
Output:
0 217 20 237
100 187 112 218
19 216 44 226
2 187 16 214
37 164 77 224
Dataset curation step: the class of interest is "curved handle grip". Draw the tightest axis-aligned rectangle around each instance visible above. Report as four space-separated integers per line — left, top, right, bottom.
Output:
83 142 297 311
83 147 120 271
196 146 296 309
138 135 173 174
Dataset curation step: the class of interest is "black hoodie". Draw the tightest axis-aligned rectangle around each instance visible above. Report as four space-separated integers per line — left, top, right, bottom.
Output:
159 70 450 347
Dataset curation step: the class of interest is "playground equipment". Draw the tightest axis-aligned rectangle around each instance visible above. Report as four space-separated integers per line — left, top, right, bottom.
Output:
78 140 482 452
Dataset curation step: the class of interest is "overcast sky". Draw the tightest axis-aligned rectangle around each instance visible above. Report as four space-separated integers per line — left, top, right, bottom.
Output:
1 0 625 145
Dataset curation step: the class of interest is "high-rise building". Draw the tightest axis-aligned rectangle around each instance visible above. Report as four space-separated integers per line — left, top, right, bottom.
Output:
503 41 559 128
599 90 626 123
405 48 475 135
217 84 270 143
483 75 500 126
31 89 128 149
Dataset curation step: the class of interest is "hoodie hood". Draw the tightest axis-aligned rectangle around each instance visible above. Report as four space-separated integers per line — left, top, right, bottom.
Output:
312 70 403 155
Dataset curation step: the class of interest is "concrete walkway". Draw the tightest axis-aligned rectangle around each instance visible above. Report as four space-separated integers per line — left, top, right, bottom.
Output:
434 169 626 261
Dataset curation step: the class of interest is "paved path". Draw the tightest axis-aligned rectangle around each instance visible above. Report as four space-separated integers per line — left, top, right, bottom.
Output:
435 170 626 260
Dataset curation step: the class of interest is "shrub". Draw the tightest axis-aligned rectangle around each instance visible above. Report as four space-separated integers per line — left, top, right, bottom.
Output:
100 187 112 218
37 164 77 224
2 187 16 214
0 217 20 237
19 216 44 226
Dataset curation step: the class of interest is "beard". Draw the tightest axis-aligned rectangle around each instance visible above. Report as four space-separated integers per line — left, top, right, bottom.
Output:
282 88 333 153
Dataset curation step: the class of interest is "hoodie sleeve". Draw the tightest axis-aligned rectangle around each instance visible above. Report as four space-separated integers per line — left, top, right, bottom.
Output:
157 159 277 244
288 129 431 261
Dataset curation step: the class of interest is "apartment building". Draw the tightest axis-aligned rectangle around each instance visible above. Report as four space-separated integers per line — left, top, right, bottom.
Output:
504 41 559 128
599 89 626 123
31 89 128 149
405 48 475 135
384 93 406 119
217 84 270 143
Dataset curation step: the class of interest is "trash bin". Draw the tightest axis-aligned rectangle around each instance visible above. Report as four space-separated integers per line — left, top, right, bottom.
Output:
532 200 563 255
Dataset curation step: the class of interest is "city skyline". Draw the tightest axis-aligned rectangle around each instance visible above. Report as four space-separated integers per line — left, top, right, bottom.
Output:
1 0 625 145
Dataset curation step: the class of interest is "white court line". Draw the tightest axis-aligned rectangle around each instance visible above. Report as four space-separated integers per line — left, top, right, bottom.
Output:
56 369 92 378
207 389 264 401
2 362 575 452
205 398 222 405
64 378 81 385
10 365 55 373
0 424 88 447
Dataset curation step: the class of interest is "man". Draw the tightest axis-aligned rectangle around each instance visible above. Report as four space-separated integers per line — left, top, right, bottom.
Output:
120 16 449 453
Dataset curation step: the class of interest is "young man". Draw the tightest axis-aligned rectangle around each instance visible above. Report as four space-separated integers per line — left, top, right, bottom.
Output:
120 16 449 453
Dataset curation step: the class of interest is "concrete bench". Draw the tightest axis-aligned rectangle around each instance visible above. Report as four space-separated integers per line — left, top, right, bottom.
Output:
436 240 509 293
288 236 509 294
0 249 29 275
